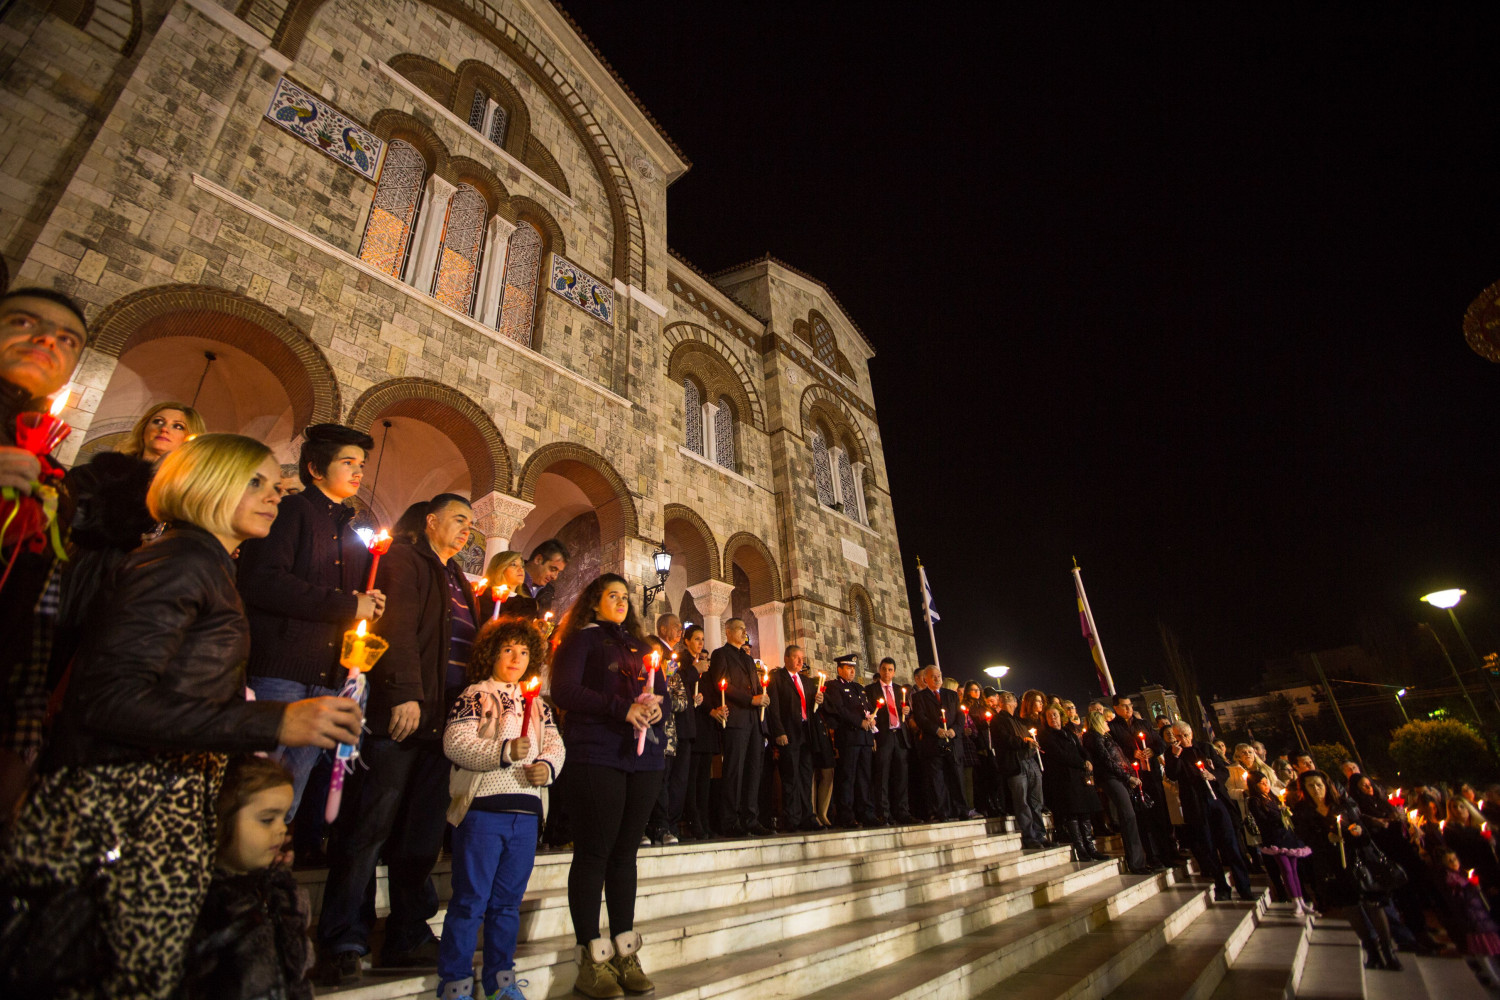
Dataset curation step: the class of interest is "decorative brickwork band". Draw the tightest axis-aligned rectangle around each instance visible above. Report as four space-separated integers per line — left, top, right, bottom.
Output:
664 326 765 432
344 377 513 496
723 531 783 605
517 441 639 544
88 282 341 429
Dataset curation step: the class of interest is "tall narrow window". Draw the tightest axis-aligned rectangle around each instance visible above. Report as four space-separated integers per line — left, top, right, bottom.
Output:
811 317 838 371
467 88 488 130
487 105 508 146
837 447 859 520
714 397 735 470
496 222 543 347
358 140 425 278
811 430 835 507
683 378 703 455
430 184 487 315
854 594 874 673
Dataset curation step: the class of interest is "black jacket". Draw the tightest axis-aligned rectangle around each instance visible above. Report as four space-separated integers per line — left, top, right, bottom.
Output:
49 525 285 768
1085 729 1135 785
1108 714 1166 781
522 571 556 615
550 620 666 771
910 687 962 759
685 654 720 755
991 711 1036 775
1165 743 1229 824
182 866 312 1000
55 451 156 640
238 488 370 688
705 643 761 731
865 680 911 749
767 666 816 746
669 650 697 743
1038 724 1098 815
368 538 477 740
823 676 874 748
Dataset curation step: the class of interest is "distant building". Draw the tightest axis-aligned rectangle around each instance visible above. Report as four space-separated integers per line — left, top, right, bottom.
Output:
1210 685 1321 734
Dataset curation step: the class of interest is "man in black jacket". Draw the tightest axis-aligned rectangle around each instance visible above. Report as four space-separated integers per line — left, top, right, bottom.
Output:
910 664 967 822
316 493 478 985
993 691 1048 847
706 618 771 836
1164 720 1253 901
768 645 821 831
825 653 877 828
239 423 383 822
1108 694 1174 867
865 657 914 824
520 538 568 614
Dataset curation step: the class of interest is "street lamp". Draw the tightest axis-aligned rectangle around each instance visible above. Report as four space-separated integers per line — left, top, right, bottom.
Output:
984 665 1010 680
1422 589 1500 716
1394 687 1410 724
642 546 672 611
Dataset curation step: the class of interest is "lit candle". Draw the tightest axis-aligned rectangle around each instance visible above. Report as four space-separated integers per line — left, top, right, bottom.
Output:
489 583 511 622
1470 868 1481 887
1337 815 1346 868
1030 727 1043 771
719 677 728 726
472 576 488 596
637 650 660 755
817 671 826 695
14 388 73 455
518 675 541 739
1195 759 1216 799
984 710 994 752
901 685 907 710
327 619 387 823
1484 823 1493 841
364 529 392 591
757 660 769 723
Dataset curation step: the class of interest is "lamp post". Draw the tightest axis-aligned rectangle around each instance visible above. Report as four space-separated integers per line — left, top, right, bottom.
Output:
1416 619 1484 727
1422 589 1500 716
642 546 673 612
1395 687 1411 724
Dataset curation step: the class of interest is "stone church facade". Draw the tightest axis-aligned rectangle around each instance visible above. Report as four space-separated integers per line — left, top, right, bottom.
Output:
0 0 918 672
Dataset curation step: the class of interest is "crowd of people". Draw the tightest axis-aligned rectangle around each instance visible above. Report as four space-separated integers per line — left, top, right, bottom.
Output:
0 285 1497 999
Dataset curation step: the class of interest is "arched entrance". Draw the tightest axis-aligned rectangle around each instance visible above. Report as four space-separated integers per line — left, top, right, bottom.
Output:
723 532 785 665
79 285 340 467
513 444 637 617
345 378 512 576
662 504 719 628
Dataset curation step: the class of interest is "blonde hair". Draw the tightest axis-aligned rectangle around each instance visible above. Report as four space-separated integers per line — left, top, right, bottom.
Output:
119 401 206 458
1087 709 1111 736
485 549 523 582
148 433 273 535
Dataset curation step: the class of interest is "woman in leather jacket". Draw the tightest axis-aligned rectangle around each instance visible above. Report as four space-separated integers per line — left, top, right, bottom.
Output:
1083 709 1154 873
1 434 362 999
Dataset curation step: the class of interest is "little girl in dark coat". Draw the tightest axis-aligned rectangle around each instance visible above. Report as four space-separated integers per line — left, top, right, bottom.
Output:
1433 848 1500 988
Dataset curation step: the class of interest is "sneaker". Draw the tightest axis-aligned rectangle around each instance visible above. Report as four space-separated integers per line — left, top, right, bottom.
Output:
640 835 652 846
487 976 531 1000
662 832 679 845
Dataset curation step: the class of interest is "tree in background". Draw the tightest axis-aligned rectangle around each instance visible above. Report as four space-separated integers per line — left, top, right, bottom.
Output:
1388 719 1495 785
1306 742 1351 773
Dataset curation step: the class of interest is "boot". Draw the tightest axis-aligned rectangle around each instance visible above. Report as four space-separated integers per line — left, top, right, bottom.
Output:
1378 942 1403 972
1064 819 1086 862
574 939 623 998
1077 818 1109 862
609 930 654 994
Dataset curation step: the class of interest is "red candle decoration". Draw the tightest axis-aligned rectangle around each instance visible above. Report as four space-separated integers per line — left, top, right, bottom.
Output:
518 676 541 739
472 576 489 596
364 529 392 590
15 391 71 456
1470 868 1481 887
490 584 511 622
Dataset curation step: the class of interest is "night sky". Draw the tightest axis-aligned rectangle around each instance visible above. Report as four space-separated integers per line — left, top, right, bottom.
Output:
563 2 1500 699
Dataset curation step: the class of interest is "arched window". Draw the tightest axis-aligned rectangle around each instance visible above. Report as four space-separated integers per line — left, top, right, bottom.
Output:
488 105 508 146
431 184 488 315
811 429 835 507
683 378 703 455
811 316 838 371
467 88 488 130
358 140 425 278
837 445 859 521
496 222 543 347
853 592 875 674
714 397 735 470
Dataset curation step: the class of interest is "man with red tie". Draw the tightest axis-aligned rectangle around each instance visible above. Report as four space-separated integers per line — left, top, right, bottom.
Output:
767 645 823 831
864 657 914 825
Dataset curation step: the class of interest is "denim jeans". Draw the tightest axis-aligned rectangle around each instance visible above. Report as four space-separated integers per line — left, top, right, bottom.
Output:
317 736 450 956
1007 759 1047 843
247 676 340 820
438 811 538 993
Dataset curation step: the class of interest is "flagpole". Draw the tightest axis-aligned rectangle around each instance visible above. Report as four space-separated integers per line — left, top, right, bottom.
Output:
918 557 941 670
1072 557 1116 696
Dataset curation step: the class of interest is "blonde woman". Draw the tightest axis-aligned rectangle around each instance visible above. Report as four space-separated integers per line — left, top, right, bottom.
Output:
482 548 528 620
117 401 205 462
2 434 362 998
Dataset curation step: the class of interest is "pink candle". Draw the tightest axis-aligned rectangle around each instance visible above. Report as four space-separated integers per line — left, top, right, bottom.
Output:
637 651 659 755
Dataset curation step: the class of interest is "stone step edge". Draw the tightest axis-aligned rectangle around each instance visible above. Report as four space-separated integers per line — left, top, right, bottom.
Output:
1101 892 1267 1000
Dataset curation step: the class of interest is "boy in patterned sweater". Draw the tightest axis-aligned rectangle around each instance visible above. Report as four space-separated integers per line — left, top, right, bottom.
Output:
437 619 565 1000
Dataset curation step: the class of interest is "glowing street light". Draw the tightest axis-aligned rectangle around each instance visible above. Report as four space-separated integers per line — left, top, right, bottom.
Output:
984 665 1010 680
1420 589 1466 609
1421 588 1500 717
1394 687 1410 723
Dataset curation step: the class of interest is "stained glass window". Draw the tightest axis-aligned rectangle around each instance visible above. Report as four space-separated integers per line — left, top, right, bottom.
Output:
811 318 838 372
811 431 835 507
714 397 735 470
837 447 859 521
468 88 488 130
357 140 425 278
431 184 488 315
683 379 703 455
497 222 543 347
488 105 508 146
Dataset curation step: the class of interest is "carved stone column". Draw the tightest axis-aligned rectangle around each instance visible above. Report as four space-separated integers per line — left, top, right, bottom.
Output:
686 579 736 653
749 600 787 667
470 490 536 567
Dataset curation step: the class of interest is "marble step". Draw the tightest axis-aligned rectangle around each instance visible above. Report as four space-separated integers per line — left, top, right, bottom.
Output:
1291 920 1363 1000
297 817 1018 918
1205 905 1311 1000
1411 955 1493 1000
1101 893 1266 1000
767 868 1182 1000
319 839 1104 995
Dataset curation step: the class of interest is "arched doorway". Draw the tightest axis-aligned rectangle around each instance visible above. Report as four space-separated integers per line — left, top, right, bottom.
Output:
723 532 784 665
80 285 340 468
662 504 719 628
513 444 637 617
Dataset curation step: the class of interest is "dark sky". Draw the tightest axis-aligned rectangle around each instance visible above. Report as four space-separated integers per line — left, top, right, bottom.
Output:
562 2 1500 699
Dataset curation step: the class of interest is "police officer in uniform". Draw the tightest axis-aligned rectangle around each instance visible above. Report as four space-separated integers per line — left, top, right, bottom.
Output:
825 653 877 828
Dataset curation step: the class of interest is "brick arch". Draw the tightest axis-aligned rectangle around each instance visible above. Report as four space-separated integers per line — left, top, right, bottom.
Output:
451 60 532 160
662 503 719 584
385 53 455 105
517 442 638 544
89 283 340 428
663 322 765 431
368 109 450 178
447 156 509 217
723 531 783 605
344 378 511 496
273 0 645 284
800 383 869 465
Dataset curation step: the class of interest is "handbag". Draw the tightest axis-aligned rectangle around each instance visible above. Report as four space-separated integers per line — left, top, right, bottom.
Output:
1351 842 1408 895
0 785 163 993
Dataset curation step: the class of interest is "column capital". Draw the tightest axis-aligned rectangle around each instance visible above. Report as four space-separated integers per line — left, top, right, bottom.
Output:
686 578 736 617
748 599 785 619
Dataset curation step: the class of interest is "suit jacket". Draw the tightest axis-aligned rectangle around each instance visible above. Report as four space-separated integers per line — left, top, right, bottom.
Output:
522 571 556 615
823 676 874 748
991 710 1035 775
864 680 911 749
1108 714 1166 781
1165 743 1228 824
767 667 816 746
910 687 962 759
705 643 761 731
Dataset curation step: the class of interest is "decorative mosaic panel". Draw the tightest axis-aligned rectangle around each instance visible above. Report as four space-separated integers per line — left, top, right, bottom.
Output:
683 379 703 455
548 252 614 324
837 447 859 521
432 185 487 314
265 76 383 180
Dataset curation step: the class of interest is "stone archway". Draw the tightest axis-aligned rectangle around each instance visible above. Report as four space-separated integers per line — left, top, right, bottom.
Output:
723 531 786 665
662 503 719 627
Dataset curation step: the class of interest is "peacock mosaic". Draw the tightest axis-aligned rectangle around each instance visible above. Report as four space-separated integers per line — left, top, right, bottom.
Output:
548 252 614 324
264 77 384 181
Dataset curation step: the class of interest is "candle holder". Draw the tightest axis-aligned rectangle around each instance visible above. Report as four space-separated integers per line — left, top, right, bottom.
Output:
340 623 389 672
15 409 71 456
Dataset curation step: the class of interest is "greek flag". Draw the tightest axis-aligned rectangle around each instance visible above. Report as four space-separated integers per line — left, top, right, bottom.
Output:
920 563 940 623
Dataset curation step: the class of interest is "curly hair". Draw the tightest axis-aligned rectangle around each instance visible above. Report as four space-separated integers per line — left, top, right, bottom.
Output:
468 618 546 685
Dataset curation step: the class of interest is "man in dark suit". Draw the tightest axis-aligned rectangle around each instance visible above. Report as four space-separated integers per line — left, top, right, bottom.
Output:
519 538 568 615
909 664 966 822
706 618 771 836
824 654 876 828
1164 720 1252 901
768 645 821 831
993 690 1047 847
865 657 914 824
1109 694 1174 867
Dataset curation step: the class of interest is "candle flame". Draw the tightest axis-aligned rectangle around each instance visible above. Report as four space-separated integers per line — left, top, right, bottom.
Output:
649 650 660 669
544 611 554 622
719 678 727 690
526 676 541 693
355 619 367 637
1408 809 1419 823
1440 819 1447 832
985 710 992 719
49 390 67 416
473 577 488 593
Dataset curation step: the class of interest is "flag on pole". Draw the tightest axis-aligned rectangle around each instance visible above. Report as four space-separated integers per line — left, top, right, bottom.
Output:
917 559 942 669
1071 558 1115 696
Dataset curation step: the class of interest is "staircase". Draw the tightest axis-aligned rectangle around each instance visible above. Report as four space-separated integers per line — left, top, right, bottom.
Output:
303 819 1485 1000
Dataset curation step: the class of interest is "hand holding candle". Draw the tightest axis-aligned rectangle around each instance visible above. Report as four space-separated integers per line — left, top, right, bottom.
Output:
489 583 511 621
326 620 387 823
364 529 392 591
636 650 660 755
1030 727 1044 771
1195 759 1216 799
518 675 542 740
